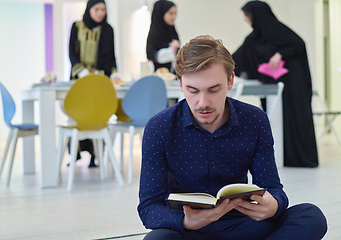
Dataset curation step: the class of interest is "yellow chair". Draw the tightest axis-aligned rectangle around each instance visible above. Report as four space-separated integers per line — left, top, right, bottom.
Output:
115 99 133 123
56 74 124 191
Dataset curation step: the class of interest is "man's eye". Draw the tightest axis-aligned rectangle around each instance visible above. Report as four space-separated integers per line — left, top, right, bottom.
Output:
188 89 198 93
210 88 219 92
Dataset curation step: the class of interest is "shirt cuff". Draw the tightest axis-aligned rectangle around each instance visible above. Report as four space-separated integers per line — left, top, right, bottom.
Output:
156 46 176 64
164 209 186 234
78 68 90 78
268 194 286 220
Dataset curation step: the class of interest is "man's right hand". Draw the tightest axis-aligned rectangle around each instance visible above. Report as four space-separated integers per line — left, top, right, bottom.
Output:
181 198 241 230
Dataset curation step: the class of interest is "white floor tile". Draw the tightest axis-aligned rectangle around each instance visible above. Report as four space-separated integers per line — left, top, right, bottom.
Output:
0 133 340 239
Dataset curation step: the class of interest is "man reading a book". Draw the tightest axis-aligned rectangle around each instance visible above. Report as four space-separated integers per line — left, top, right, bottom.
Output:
138 35 327 240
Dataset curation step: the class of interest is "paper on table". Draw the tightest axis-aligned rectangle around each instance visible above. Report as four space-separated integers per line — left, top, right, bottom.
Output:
257 60 288 80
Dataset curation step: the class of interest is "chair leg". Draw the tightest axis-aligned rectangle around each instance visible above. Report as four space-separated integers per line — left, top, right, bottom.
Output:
6 128 19 186
97 139 105 179
67 129 79 191
128 126 135 184
319 115 337 141
93 139 99 164
56 128 66 183
0 129 14 178
326 116 341 145
120 132 124 172
103 129 124 186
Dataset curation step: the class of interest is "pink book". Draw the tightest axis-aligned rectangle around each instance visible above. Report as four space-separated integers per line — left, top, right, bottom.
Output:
257 60 288 80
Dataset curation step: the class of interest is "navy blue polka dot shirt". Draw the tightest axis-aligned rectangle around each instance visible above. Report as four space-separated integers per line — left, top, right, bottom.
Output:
138 97 288 233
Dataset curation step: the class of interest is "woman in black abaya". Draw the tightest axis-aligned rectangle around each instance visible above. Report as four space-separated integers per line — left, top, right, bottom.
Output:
68 0 119 167
232 1 318 167
69 0 118 79
146 0 179 73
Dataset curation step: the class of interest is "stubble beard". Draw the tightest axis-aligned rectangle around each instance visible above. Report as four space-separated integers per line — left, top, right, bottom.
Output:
194 107 220 125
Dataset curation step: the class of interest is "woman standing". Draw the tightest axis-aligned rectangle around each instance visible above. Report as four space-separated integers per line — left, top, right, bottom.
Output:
69 0 119 80
146 0 180 73
68 0 119 167
232 1 318 167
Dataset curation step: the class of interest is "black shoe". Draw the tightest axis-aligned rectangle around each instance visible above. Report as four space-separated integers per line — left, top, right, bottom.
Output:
88 155 98 168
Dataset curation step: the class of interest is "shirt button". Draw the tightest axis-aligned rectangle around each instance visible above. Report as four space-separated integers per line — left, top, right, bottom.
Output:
211 161 214 165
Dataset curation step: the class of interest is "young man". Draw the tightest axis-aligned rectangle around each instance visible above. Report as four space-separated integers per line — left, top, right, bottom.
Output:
138 35 327 239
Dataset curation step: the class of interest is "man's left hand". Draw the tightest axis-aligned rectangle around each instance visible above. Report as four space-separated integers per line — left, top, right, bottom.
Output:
234 191 278 221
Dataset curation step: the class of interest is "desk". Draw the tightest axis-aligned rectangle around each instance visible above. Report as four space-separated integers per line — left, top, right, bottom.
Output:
21 80 282 188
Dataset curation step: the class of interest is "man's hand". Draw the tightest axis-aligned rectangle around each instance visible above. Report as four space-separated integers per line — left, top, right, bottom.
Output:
182 198 241 230
234 191 278 221
268 52 282 69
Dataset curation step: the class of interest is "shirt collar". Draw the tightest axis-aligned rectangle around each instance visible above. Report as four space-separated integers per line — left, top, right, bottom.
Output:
182 97 240 130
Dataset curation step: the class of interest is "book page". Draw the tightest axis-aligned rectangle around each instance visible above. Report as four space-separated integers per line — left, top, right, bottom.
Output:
216 183 262 198
168 193 216 205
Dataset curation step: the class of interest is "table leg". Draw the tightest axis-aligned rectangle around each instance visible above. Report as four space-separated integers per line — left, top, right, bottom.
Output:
267 95 284 168
39 90 58 188
22 100 36 174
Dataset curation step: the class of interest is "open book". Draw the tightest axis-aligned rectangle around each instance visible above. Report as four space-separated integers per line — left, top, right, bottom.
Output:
167 183 266 210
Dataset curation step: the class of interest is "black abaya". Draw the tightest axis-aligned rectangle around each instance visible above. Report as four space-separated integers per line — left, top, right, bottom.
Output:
69 0 117 79
232 1 318 167
146 0 179 71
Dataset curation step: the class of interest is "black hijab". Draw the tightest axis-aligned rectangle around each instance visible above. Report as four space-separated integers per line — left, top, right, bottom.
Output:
147 0 179 52
241 1 303 47
83 0 107 29
233 1 306 80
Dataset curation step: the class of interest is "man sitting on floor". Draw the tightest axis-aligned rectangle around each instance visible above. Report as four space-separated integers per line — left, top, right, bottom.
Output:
138 35 327 240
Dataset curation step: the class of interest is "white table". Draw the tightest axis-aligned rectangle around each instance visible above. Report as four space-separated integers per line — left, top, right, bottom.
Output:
21 80 282 188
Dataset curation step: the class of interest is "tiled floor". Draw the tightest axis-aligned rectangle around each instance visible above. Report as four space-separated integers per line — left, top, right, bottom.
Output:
0 132 341 240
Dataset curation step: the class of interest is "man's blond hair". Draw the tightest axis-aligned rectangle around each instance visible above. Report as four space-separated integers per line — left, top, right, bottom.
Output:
175 35 235 81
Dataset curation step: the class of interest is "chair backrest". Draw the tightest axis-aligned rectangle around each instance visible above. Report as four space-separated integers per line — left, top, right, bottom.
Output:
233 81 245 100
64 74 118 130
122 75 167 127
0 82 16 128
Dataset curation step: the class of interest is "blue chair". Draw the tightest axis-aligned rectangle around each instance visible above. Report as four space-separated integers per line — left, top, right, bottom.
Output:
0 82 38 186
109 76 167 183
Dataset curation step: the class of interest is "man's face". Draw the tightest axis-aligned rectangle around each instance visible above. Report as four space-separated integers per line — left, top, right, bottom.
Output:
179 62 234 133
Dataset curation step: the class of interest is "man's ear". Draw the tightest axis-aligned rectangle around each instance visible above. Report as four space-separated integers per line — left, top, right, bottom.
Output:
228 72 235 90
178 78 183 92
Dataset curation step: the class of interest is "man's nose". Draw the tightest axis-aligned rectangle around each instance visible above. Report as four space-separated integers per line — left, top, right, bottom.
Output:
198 93 210 108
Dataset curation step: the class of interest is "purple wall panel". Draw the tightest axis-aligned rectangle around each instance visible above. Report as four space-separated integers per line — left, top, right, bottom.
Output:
44 4 54 72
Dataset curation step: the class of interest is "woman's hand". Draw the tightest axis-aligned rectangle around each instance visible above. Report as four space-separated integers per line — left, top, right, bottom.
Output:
111 75 121 81
170 40 180 53
269 52 282 69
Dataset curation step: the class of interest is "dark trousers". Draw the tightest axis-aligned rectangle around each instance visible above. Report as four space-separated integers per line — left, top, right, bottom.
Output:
143 203 327 240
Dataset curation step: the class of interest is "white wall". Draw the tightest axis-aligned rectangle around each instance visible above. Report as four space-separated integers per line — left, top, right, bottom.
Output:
0 1 45 140
328 0 341 126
